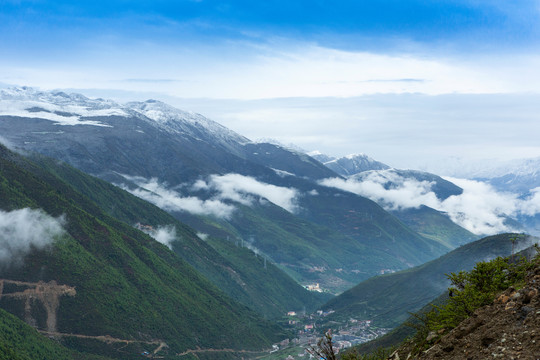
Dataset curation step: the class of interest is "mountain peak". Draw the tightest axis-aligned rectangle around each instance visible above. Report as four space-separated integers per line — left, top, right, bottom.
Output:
126 99 195 124
344 153 369 160
320 153 390 176
0 86 252 158
126 99 250 146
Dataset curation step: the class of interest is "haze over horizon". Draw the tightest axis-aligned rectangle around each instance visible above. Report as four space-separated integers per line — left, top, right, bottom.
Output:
2 1 540 172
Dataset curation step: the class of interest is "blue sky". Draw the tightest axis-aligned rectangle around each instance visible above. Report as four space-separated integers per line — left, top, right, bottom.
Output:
3 0 540 92
2 0 540 170
3 0 540 64
3 1 539 47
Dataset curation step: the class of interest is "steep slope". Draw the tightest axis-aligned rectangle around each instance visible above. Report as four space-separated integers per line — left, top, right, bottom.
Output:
0 145 284 359
321 234 535 328
30 154 326 318
414 266 540 360
392 206 478 249
296 183 450 268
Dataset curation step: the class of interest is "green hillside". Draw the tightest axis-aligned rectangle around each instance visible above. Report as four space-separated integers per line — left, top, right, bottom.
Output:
296 185 451 266
0 144 285 359
321 233 534 328
392 205 478 249
172 177 455 293
174 200 405 293
31 154 326 318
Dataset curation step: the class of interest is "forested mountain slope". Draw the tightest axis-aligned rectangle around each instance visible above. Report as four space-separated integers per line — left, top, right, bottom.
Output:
0 144 285 359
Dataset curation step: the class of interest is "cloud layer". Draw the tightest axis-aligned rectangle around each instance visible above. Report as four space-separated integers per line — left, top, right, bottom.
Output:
120 174 299 219
0 208 65 267
120 177 236 219
320 173 540 235
193 174 299 213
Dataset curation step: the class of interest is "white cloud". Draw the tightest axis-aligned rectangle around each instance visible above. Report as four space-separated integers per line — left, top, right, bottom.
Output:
197 173 300 213
0 208 65 267
168 93 540 173
0 135 18 152
196 232 209 241
319 173 537 235
5 42 540 99
149 225 177 250
520 187 540 216
119 177 236 219
320 172 440 211
119 173 299 219
442 178 521 235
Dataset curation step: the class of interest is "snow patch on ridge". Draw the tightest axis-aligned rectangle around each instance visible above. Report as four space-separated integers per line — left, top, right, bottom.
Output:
0 87 123 127
0 87 251 149
126 99 249 145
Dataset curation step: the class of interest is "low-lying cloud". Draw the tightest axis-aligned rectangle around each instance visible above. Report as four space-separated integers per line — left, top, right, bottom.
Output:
193 173 299 213
520 187 540 217
320 173 540 235
0 208 65 267
119 173 299 219
148 225 177 250
119 177 236 219
321 171 440 211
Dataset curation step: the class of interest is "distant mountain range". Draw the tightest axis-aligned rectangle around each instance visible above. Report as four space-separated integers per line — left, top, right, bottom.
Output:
311 149 540 237
476 157 540 194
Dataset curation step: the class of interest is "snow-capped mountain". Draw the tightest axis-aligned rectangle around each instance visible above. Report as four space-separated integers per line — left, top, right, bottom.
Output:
0 86 126 126
310 152 390 176
126 99 249 153
475 157 540 194
0 87 248 155
416 156 540 194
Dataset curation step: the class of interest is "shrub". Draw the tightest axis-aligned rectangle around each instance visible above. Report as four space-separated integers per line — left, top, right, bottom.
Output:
405 254 536 355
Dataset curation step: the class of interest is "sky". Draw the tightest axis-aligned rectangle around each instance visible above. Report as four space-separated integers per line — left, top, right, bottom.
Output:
2 0 540 172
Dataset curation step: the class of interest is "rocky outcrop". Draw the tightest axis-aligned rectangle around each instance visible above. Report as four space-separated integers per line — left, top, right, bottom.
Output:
407 267 540 360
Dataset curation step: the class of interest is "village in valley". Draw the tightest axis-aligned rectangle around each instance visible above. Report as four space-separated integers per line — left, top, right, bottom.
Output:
263 305 391 359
